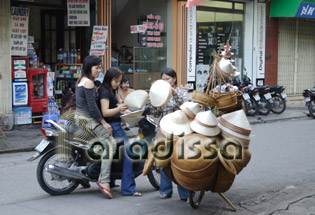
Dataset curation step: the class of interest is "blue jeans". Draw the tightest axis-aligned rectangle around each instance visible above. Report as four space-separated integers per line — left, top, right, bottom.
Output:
109 122 136 195
160 168 189 200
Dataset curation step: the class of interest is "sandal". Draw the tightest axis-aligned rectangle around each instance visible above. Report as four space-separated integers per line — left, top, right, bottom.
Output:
160 194 172 199
96 182 112 199
123 192 143 197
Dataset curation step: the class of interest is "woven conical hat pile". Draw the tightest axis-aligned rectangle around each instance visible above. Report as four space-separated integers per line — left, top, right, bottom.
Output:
218 109 252 148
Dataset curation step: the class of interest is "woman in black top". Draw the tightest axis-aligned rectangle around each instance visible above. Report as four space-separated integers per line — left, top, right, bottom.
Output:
99 67 142 196
76 55 116 199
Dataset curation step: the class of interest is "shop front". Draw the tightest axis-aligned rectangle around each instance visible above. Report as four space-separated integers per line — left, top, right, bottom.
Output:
269 0 315 95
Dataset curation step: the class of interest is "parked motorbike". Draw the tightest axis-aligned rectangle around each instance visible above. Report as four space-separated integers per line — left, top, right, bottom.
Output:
239 85 260 116
256 86 272 115
269 86 287 114
303 88 315 119
28 112 160 195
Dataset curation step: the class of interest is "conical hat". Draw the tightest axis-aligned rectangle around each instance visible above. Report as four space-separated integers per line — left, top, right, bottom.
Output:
160 110 192 136
190 111 220 137
149 80 172 107
124 90 148 109
219 58 235 77
120 110 144 127
180 102 200 119
218 109 251 136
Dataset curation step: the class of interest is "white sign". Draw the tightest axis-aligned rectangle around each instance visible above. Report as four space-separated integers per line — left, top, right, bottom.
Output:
187 6 196 82
256 3 266 79
47 72 55 97
130 24 147 34
11 7 29 56
90 26 108 56
67 0 90 27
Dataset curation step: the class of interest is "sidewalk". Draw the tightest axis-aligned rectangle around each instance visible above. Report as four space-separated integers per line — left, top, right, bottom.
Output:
0 95 308 154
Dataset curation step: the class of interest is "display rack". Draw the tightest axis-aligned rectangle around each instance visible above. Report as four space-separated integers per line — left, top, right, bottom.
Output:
54 63 82 104
120 47 166 90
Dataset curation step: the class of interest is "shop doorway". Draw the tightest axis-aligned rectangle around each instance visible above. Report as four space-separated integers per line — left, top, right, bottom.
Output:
41 10 84 65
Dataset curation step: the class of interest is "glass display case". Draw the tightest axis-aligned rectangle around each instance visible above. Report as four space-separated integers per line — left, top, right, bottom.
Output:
121 47 166 90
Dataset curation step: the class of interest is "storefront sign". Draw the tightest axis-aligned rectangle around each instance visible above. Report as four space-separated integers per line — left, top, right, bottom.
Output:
256 3 266 79
187 7 196 82
90 25 108 56
67 0 90 26
11 7 29 56
138 14 164 48
130 24 147 34
270 0 315 18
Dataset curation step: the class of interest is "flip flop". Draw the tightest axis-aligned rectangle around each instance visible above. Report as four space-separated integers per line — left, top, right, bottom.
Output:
96 182 112 199
123 192 143 197
160 194 172 199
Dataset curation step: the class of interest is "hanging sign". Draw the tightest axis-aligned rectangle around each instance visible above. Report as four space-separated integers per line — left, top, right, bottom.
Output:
11 7 29 56
187 7 196 82
90 26 108 56
130 24 147 34
67 0 90 26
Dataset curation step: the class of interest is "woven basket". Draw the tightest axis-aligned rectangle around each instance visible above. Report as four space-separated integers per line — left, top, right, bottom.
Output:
215 92 238 111
211 163 236 193
172 165 216 191
192 90 216 107
231 148 251 174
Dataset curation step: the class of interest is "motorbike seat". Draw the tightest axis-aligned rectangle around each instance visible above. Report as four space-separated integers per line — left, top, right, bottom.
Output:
269 86 283 92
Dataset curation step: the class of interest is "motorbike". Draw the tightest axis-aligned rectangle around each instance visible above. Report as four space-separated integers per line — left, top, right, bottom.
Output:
256 86 272 115
269 86 287 114
239 85 260 116
303 88 315 119
28 111 160 195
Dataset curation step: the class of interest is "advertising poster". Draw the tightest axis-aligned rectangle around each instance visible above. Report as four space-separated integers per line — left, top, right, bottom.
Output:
67 0 90 26
11 7 29 56
90 26 108 56
47 72 55 97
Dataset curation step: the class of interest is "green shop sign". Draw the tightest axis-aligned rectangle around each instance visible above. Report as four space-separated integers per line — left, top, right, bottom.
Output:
270 0 315 18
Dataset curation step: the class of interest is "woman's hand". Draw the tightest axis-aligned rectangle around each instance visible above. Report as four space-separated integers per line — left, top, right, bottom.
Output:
118 103 129 112
103 123 112 136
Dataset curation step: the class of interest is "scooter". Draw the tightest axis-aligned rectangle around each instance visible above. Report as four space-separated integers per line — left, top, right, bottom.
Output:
269 86 287 114
28 112 160 195
303 88 315 119
256 86 272 115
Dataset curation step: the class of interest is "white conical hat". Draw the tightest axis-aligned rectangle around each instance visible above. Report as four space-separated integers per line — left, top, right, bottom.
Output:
160 110 193 136
124 90 149 110
120 109 144 127
218 109 251 136
149 80 172 107
219 58 235 77
190 111 220 137
180 102 200 119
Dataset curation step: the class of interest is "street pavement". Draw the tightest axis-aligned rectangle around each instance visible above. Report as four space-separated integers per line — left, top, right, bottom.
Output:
1 95 315 214
1 116 315 214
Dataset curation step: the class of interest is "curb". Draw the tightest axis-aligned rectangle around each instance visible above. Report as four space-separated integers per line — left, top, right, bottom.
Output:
0 147 35 155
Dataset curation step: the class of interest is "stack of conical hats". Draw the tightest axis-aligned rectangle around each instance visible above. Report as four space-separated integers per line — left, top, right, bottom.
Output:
218 109 251 148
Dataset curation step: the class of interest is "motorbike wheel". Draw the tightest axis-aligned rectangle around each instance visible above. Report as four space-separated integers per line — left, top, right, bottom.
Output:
243 99 258 116
189 190 205 209
271 95 286 114
147 165 160 190
258 97 271 115
37 150 78 195
308 100 315 119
